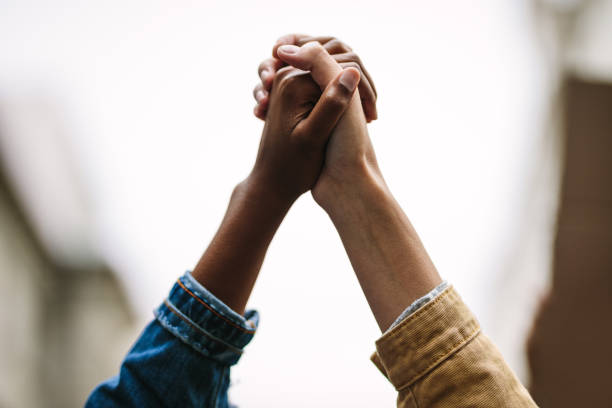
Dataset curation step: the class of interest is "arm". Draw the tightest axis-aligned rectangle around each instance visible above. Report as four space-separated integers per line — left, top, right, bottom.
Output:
321 176 442 331
265 37 537 407
190 177 291 315
324 158 536 407
86 57 360 407
272 40 441 330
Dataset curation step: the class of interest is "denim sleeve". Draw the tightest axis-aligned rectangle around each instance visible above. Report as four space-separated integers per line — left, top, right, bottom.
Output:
86 271 259 408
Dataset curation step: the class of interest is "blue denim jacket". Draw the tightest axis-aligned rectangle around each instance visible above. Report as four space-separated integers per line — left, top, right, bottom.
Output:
86 272 259 408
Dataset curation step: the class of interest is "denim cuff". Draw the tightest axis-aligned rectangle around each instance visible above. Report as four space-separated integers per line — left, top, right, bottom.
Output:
154 271 259 366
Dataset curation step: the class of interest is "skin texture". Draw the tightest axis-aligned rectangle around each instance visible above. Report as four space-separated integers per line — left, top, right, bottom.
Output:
256 36 442 331
192 55 360 314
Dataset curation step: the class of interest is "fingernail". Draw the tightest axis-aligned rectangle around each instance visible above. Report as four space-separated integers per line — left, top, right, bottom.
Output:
278 44 299 55
255 90 265 102
339 69 359 92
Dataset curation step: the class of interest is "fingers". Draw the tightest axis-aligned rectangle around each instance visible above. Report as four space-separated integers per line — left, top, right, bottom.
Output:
338 61 377 121
276 42 343 90
323 38 352 54
253 66 303 121
293 68 360 146
333 52 376 97
254 59 281 120
253 83 265 102
258 58 283 90
256 34 378 121
273 34 333 58
271 35 377 121
252 83 269 120
334 51 377 121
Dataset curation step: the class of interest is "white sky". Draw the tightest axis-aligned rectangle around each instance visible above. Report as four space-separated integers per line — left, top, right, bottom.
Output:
0 1 553 406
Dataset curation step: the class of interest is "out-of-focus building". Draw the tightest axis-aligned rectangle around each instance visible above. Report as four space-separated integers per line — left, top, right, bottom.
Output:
526 1 612 406
0 97 137 408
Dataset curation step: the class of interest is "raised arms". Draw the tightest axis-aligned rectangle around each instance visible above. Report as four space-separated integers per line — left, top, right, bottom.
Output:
87 34 536 408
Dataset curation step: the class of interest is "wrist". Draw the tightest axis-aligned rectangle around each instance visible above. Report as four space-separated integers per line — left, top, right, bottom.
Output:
235 172 295 216
314 158 390 217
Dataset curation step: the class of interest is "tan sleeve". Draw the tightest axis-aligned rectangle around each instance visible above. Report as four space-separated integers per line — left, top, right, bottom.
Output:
371 286 537 407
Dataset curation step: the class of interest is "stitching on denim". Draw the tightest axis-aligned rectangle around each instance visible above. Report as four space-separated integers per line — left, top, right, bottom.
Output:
182 272 250 323
177 279 256 334
156 307 243 368
156 312 213 359
397 326 481 391
383 287 455 342
163 299 244 355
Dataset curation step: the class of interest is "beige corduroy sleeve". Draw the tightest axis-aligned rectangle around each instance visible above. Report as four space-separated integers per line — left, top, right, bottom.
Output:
371 286 537 407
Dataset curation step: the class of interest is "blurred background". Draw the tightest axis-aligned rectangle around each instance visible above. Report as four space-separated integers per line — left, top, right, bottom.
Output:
1 0 610 407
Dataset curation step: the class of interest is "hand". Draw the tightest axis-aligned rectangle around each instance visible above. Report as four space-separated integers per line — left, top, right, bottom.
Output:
254 34 378 122
271 41 386 212
248 62 361 204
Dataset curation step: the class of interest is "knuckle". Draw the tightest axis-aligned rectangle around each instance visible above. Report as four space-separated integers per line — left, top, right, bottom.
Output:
344 61 360 71
280 73 299 88
252 83 262 98
275 70 305 97
303 42 330 71
294 131 319 152
325 39 340 48
258 58 276 76
273 66 295 87
325 88 349 109
347 52 362 65
304 41 326 56
326 39 350 53
346 51 362 66
257 61 268 75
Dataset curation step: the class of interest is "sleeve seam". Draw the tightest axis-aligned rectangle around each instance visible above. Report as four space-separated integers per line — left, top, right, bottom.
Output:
396 326 481 391
161 299 244 355
388 281 449 332
383 287 454 343
408 386 419 408
177 278 256 334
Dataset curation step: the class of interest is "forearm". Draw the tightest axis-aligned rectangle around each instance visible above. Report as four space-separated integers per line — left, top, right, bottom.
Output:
322 163 442 331
325 164 535 407
192 174 292 314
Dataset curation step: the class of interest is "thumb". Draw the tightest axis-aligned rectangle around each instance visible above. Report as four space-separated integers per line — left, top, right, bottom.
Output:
293 68 360 146
277 42 342 91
